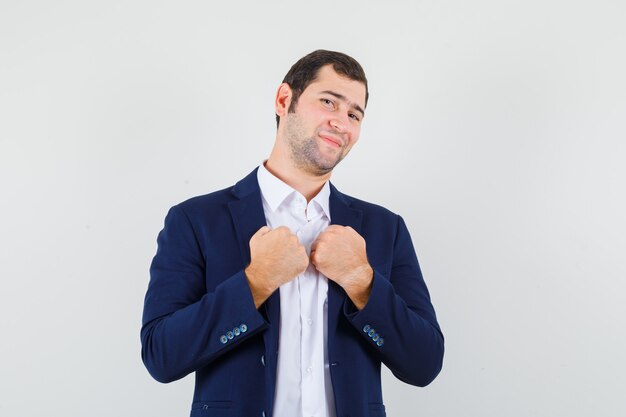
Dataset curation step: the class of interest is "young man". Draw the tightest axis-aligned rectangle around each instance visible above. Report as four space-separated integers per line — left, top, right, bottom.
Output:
141 50 444 417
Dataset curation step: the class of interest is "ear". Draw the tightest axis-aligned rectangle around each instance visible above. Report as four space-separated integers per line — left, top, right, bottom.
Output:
274 83 293 118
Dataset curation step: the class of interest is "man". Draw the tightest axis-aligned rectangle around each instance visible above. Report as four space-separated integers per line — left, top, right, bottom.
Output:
141 50 444 417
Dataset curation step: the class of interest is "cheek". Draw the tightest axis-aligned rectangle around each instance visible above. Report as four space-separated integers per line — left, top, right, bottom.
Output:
348 126 361 143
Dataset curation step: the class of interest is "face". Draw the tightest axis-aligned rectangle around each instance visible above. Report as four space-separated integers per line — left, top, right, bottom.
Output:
280 65 367 176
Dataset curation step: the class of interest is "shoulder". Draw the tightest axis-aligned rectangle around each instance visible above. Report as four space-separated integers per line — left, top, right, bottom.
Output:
330 183 399 220
172 168 260 218
171 185 235 221
178 185 233 207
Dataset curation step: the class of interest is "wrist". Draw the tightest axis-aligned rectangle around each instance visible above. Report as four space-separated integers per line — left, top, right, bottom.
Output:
347 264 373 310
245 264 274 308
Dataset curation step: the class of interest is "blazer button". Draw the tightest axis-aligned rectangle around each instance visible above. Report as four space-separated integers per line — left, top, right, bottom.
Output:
368 329 376 338
233 327 241 336
377 338 384 347
226 331 234 340
363 324 371 333
261 355 265 366
372 333 380 342
240 324 248 333
220 335 228 344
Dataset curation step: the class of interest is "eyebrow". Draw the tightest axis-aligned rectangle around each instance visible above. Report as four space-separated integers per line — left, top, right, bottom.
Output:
319 90 365 117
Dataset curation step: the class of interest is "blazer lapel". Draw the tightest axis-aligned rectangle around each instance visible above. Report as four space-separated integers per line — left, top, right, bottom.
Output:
327 183 363 341
328 182 362 232
227 167 281 318
228 168 280 406
228 169 266 267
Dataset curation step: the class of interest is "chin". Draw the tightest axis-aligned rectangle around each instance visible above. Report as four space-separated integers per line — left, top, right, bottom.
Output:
313 157 343 173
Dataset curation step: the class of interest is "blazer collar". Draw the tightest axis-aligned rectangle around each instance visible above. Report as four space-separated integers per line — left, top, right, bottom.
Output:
228 168 363 237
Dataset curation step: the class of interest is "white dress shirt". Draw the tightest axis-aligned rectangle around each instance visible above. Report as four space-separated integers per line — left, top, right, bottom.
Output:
257 163 337 417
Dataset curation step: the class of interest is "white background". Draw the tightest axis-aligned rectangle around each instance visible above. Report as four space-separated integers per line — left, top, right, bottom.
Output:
1 1 625 416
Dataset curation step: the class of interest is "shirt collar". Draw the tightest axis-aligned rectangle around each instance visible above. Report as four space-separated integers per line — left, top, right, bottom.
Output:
257 161 331 220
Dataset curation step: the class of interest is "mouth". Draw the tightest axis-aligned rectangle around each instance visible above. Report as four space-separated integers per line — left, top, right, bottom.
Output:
319 134 343 148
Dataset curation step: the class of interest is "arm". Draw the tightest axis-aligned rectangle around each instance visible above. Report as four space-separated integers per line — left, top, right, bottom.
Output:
140 205 267 383
344 215 444 387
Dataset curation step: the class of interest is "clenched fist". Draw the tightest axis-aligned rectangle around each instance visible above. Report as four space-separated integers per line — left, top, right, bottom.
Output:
245 226 309 308
310 225 374 310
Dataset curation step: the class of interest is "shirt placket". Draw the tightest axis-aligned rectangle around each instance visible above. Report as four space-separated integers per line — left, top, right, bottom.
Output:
298 206 326 417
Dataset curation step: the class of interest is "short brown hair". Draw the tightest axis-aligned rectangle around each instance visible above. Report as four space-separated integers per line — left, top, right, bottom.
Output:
276 49 369 127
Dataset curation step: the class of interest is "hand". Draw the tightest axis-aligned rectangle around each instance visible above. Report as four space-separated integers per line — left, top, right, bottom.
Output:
245 226 309 308
310 225 373 310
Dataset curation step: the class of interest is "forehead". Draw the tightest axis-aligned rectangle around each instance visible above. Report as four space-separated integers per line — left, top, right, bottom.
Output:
302 65 367 110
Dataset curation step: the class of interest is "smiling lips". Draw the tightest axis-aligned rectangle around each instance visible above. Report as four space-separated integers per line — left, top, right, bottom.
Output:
319 134 343 148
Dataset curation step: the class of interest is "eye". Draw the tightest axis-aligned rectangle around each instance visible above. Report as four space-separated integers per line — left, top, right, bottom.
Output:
321 98 335 108
349 113 361 122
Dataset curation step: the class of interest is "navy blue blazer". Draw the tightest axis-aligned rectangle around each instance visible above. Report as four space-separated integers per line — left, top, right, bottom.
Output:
141 168 444 417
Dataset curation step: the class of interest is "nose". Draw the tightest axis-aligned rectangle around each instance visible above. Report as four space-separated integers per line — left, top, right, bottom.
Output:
330 116 346 132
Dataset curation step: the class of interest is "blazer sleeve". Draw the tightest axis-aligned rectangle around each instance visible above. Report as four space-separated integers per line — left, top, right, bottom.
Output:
344 215 444 387
140 204 267 383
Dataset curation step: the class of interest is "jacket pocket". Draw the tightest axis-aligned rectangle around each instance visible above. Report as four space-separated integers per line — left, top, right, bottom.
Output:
368 402 386 417
190 401 232 416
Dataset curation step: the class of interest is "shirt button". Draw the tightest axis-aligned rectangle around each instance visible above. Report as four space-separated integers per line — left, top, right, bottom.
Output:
306 366 312 373
307 318 313 325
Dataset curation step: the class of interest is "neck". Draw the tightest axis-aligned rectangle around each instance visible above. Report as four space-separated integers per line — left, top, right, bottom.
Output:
265 150 331 202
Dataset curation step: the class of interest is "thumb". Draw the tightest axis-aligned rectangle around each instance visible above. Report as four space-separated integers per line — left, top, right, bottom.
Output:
254 225 271 237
